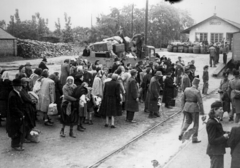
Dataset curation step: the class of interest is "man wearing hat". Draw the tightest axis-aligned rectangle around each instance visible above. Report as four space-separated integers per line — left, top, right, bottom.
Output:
38 57 48 71
125 69 139 123
6 79 26 151
206 101 229 168
147 71 163 118
25 62 33 78
179 77 206 143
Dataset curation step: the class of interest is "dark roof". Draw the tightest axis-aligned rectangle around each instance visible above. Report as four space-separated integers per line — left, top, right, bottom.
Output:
182 15 240 34
0 28 16 39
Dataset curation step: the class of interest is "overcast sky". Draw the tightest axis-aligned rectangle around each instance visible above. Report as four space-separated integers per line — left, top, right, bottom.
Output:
0 0 239 30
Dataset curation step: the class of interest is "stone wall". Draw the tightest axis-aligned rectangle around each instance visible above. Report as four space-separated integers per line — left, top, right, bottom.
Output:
0 39 15 56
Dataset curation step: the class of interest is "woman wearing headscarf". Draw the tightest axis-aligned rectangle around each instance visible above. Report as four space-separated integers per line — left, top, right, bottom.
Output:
15 65 27 79
60 76 78 138
49 73 63 117
0 71 12 126
37 70 55 126
29 68 42 91
20 78 37 142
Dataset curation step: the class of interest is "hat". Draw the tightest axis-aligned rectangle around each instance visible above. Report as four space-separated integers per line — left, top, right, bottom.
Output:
203 65 209 69
25 62 32 66
12 79 22 86
130 69 138 76
155 71 163 77
211 101 222 109
192 78 200 85
42 58 47 62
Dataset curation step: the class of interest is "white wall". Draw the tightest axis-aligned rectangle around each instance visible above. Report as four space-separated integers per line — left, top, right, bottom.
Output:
189 17 239 43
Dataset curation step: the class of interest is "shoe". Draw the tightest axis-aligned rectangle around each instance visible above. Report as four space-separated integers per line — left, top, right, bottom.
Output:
192 140 201 143
154 113 160 117
111 125 116 128
104 124 109 127
88 120 93 125
165 106 173 109
77 125 84 132
148 114 157 118
24 139 31 143
178 135 183 141
60 129 66 137
144 110 149 113
129 120 137 123
80 125 86 130
44 121 53 126
12 147 24 151
69 130 76 138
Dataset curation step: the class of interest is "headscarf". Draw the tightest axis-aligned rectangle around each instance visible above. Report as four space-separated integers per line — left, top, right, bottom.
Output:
66 76 75 86
2 71 9 81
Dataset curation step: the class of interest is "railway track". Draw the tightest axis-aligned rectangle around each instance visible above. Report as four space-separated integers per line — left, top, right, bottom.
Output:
88 88 218 168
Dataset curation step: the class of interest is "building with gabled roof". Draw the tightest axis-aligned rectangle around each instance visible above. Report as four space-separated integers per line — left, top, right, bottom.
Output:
0 28 17 56
181 13 240 45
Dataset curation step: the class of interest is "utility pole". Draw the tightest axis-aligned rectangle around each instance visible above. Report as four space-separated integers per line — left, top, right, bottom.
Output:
132 4 134 37
91 13 93 29
144 0 149 45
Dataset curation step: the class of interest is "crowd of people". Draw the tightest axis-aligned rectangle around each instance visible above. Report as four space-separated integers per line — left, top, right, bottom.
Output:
0 50 239 168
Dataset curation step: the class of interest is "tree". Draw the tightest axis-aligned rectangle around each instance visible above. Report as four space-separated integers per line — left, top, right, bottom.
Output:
0 20 6 29
62 13 74 43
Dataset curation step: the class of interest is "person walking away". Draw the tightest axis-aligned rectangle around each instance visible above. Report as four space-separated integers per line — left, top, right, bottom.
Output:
179 78 206 143
228 69 240 122
218 72 230 121
0 71 12 126
132 33 144 59
148 71 163 118
209 45 217 67
6 79 26 151
100 74 121 128
60 59 70 86
202 65 209 95
181 69 191 92
38 57 48 71
125 69 139 123
60 76 78 138
206 101 229 168
228 124 240 168
222 42 229 64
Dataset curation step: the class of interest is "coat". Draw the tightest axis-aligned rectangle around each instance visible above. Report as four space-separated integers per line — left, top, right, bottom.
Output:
92 76 103 97
209 46 216 58
162 76 175 104
181 86 204 114
148 77 161 113
6 90 25 138
206 118 227 155
38 61 48 70
181 74 191 91
83 70 94 87
60 63 70 85
228 126 240 168
37 78 55 113
0 79 12 117
125 77 139 112
228 77 240 114
141 73 152 101
100 79 121 117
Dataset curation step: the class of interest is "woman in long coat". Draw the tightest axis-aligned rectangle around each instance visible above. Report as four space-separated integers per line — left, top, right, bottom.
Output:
92 70 104 98
162 72 175 108
37 70 55 126
148 71 162 118
60 76 78 138
0 71 12 126
100 74 121 128
20 78 37 142
125 69 139 122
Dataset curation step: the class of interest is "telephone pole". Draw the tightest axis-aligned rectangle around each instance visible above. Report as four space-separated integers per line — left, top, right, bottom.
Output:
144 0 149 45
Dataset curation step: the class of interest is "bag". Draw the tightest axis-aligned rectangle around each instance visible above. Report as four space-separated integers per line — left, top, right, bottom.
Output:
27 130 40 143
47 103 58 116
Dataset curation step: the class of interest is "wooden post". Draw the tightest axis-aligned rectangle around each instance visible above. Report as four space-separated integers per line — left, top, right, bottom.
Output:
144 0 149 45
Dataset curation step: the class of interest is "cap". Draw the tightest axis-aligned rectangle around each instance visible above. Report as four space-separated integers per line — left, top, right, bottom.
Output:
42 58 47 62
211 101 222 109
192 78 200 85
25 62 32 66
155 71 163 77
12 79 22 86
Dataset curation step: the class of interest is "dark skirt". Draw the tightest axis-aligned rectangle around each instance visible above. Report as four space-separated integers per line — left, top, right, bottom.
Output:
61 101 78 126
99 96 122 117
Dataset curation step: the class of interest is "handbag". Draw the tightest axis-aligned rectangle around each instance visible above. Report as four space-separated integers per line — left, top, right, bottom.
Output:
47 103 58 116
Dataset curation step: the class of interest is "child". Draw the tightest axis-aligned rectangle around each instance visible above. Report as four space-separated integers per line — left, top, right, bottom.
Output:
202 65 209 95
85 88 94 125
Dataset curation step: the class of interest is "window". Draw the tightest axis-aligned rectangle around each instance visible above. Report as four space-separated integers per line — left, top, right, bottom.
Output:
195 33 208 42
210 33 223 43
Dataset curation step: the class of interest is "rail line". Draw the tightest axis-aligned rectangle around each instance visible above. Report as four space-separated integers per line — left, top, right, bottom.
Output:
88 89 217 168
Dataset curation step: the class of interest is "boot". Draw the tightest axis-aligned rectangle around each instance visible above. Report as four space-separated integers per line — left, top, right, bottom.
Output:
60 128 65 137
148 112 157 118
77 125 84 132
154 112 160 117
69 129 76 138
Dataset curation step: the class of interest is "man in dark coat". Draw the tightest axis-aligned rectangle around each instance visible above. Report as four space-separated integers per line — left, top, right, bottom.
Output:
125 69 139 123
148 71 163 118
206 101 229 168
163 71 175 108
38 57 48 70
6 79 26 151
100 74 121 128
228 125 240 168
141 67 152 102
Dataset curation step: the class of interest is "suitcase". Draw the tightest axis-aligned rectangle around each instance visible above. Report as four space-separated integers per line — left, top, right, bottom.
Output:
113 44 125 53
92 42 111 52
95 52 110 58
